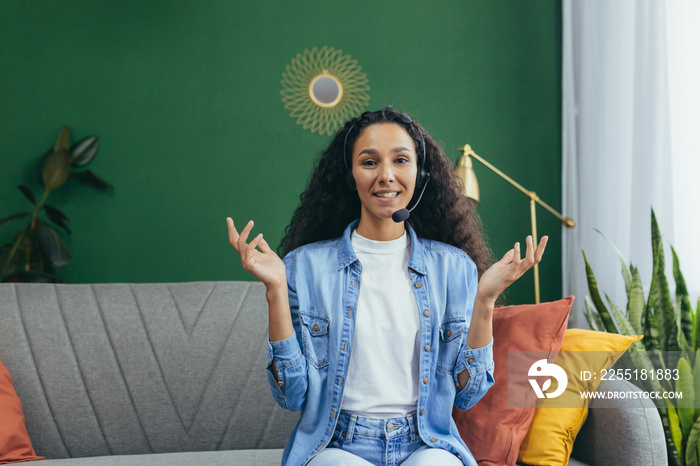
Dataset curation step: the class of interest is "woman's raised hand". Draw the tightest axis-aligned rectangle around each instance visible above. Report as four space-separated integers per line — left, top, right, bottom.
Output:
226 218 287 290
477 235 548 303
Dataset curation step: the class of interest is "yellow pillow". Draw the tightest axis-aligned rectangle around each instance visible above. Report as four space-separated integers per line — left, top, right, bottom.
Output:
517 329 643 465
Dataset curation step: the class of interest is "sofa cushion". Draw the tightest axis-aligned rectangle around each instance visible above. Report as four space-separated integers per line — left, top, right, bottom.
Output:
0 283 299 459
452 297 573 466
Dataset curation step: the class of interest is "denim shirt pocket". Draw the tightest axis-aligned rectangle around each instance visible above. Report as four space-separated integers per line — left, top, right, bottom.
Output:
436 319 467 373
299 311 330 368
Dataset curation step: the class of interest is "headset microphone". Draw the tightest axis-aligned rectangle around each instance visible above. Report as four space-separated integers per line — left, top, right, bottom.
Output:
392 174 430 223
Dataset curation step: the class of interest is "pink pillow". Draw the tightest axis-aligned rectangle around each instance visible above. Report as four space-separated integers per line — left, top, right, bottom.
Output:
0 359 44 464
452 296 573 466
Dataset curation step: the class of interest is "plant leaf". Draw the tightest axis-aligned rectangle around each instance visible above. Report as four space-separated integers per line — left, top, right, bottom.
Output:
42 149 72 191
673 246 694 348
34 220 70 267
644 313 662 354
71 135 100 167
582 249 617 333
605 293 637 337
651 209 678 351
38 149 52 173
679 317 695 352
70 170 113 190
0 244 19 278
696 298 700 358
594 228 632 299
666 398 684 461
628 266 645 335
583 296 605 331
661 403 685 466
686 415 700 466
694 349 700 420
26 231 46 274
0 230 27 277
0 212 30 229
17 185 36 205
27 227 55 275
629 349 663 393
648 211 664 349
53 125 71 153
43 204 71 235
645 267 661 351
677 357 696 440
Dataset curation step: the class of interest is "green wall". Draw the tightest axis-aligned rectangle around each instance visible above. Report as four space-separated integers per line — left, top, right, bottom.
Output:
1 0 562 305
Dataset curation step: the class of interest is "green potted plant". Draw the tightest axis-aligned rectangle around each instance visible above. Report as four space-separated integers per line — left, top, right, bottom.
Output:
0 125 112 282
584 208 700 466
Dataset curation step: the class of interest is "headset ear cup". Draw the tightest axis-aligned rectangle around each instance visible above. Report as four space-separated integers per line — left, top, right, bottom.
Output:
416 170 430 189
415 128 427 188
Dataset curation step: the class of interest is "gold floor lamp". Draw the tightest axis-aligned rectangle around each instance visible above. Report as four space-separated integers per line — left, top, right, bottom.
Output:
454 144 575 304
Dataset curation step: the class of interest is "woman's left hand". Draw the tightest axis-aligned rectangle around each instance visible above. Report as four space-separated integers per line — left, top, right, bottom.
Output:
477 235 548 303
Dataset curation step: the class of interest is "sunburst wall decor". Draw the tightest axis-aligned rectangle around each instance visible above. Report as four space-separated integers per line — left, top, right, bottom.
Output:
281 46 370 136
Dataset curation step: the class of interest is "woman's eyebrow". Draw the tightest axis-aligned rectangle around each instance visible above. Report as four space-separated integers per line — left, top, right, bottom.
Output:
358 146 412 156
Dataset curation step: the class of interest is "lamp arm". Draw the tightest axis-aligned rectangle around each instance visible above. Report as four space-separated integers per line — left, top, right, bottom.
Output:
535 197 575 228
460 145 575 228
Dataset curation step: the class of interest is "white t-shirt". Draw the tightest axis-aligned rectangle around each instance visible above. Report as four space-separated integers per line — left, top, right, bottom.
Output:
340 229 421 417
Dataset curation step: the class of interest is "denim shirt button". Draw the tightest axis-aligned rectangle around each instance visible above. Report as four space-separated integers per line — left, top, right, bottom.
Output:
424 345 430 351
415 282 422 288
423 310 429 317
430 437 437 442
423 378 429 384
467 358 476 363
420 409 425 415
277 381 284 387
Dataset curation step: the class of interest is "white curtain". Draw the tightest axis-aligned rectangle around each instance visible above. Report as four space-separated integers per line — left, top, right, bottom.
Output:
563 0 700 328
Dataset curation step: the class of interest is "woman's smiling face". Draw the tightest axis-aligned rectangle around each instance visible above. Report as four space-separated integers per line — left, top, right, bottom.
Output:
351 123 418 225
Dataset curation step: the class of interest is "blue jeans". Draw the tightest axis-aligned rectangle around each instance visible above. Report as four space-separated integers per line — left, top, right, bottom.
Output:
307 411 463 466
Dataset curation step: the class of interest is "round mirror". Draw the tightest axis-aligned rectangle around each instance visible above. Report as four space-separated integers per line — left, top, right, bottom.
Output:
281 47 370 135
309 73 343 107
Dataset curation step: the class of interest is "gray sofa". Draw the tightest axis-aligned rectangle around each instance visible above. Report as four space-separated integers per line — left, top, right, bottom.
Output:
0 282 667 465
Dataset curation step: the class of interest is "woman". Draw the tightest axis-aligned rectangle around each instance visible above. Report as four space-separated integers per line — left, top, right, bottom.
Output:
227 106 547 466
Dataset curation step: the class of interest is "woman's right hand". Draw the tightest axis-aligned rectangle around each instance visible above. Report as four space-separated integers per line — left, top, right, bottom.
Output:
226 217 287 290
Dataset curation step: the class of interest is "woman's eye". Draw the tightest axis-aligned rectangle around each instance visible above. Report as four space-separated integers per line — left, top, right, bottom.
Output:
397 157 410 164
361 160 377 166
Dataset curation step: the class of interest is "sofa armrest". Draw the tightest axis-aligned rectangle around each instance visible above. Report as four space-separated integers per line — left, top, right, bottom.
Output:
571 377 667 466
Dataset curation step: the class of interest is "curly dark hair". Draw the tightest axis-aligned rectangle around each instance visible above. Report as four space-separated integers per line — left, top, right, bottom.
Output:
278 106 493 276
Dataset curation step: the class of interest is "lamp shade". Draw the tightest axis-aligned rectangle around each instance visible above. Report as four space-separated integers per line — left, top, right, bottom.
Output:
454 154 480 203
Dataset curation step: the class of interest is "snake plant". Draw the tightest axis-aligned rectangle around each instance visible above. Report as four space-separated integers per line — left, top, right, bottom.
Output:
0 125 112 282
584 208 700 466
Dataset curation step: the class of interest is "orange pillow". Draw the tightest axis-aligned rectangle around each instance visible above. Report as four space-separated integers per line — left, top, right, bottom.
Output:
452 296 573 466
0 359 44 464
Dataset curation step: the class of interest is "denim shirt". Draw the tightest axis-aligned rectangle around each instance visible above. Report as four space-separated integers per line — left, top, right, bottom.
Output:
266 219 495 466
